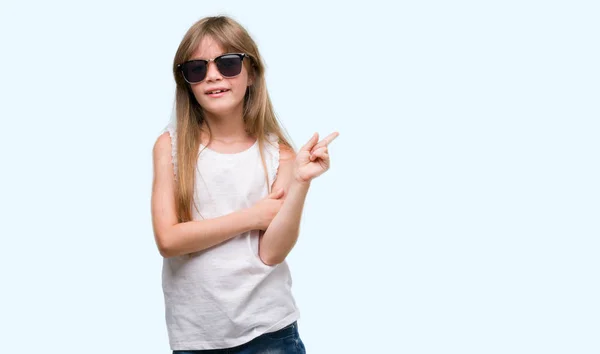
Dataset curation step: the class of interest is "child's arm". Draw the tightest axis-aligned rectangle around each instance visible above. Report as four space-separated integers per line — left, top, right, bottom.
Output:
259 132 339 265
151 132 279 258
257 146 308 266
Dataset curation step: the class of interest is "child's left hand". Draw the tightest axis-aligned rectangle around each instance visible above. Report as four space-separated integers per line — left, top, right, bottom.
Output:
294 132 339 184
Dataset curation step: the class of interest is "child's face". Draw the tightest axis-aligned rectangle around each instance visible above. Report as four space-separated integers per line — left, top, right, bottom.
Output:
188 36 252 118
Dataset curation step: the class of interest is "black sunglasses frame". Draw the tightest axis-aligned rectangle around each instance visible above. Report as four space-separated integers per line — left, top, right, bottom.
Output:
177 53 250 84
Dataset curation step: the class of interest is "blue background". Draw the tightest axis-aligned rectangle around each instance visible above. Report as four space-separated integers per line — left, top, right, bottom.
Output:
0 1 598 353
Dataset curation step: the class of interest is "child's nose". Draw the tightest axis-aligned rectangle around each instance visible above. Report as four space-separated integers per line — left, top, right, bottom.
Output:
205 61 222 81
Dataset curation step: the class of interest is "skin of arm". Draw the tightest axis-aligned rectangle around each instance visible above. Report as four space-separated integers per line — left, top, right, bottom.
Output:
151 132 261 258
258 145 308 266
153 131 337 259
258 132 338 265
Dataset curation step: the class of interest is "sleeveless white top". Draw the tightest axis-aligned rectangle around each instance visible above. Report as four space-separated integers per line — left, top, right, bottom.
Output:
160 124 300 350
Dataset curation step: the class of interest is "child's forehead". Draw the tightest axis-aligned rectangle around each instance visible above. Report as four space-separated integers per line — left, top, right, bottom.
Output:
190 36 228 60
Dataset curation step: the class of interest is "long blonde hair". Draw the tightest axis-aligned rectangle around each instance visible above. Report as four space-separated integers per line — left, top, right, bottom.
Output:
171 15 293 223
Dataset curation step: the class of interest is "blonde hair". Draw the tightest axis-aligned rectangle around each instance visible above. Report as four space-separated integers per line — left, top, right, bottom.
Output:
171 15 293 223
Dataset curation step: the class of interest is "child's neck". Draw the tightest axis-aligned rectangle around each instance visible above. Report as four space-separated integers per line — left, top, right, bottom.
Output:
201 110 250 142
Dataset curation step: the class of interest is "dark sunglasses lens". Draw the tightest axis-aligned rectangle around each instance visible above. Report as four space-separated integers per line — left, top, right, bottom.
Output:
216 55 243 77
182 61 207 83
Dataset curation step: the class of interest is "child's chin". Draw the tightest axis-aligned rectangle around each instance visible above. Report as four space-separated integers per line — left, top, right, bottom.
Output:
202 103 239 115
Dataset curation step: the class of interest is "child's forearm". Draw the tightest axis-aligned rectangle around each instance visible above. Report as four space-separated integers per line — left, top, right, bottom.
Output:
158 208 258 258
259 179 311 265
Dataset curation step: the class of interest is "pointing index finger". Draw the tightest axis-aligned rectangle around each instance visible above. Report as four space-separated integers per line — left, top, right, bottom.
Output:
312 132 339 151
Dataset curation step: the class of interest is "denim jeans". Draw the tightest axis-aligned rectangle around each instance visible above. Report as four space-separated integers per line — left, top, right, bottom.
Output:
173 321 306 354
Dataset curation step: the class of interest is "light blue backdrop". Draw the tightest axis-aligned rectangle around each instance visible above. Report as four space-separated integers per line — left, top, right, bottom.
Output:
0 1 598 353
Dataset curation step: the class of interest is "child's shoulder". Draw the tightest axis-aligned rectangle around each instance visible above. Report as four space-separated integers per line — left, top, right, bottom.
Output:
264 131 278 144
153 130 177 176
153 131 173 163
155 125 176 150
268 133 294 161
279 142 294 160
154 131 172 153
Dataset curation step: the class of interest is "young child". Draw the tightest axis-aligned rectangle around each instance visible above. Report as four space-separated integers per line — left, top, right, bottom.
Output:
151 15 338 353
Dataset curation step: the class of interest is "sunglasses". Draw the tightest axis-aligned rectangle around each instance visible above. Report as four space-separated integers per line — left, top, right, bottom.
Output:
177 53 250 84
